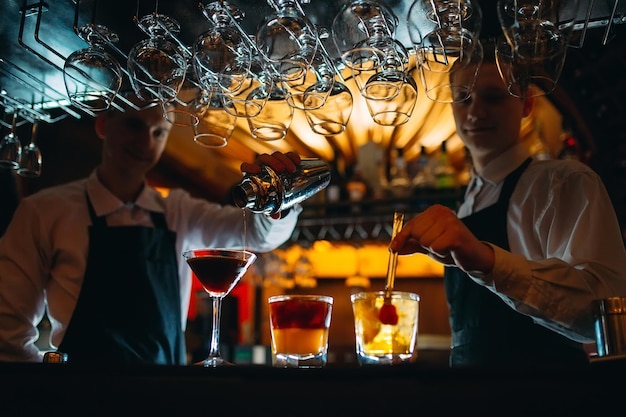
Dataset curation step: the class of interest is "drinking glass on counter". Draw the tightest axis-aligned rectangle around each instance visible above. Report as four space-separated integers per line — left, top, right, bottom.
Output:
268 294 333 368
183 248 257 367
351 290 420 365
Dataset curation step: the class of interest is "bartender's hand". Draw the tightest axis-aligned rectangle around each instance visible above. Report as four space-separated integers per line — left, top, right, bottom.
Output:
240 151 302 219
240 151 301 176
389 204 495 275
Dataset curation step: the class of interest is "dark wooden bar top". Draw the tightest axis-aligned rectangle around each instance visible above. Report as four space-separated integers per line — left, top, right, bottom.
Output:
2 360 625 416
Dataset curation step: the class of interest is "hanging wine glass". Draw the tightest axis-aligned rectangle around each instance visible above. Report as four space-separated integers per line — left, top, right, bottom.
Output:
341 45 391 98
496 0 579 97
364 73 418 126
331 0 398 59
247 77 294 141
407 0 482 46
408 0 483 103
192 87 237 148
331 0 406 101
494 37 564 98
0 111 22 169
221 43 272 119
255 0 317 86
303 78 353 135
127 12 187 103
333 1 416 127
17 120 42 178
162 65 201 127
183 248 257 367
358 37 410 101
193 2 252 97
497 0 579 61
416 27 483 103
301 39 353 134
284 43 334 111
63 24 123 111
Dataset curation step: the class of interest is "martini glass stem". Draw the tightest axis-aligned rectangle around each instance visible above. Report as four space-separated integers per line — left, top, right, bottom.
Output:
206 296 223 366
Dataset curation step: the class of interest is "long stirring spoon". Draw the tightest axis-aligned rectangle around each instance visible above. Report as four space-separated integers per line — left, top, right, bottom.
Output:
379 211 404 325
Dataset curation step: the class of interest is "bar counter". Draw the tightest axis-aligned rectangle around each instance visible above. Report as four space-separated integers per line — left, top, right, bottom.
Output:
1 359 625 416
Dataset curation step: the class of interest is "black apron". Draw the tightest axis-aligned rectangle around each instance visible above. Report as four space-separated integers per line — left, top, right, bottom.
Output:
444 158 588 367
59 194 186 365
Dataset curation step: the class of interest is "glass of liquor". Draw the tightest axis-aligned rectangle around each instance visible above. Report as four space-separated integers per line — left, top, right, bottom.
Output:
351 290 420 365
183 248 257 367
268 295 333 368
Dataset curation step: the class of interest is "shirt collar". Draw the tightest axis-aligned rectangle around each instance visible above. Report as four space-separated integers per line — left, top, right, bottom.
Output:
86 171 165 217
475 142 532 186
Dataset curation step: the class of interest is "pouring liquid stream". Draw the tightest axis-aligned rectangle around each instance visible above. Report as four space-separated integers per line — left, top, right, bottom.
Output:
242 209 247 253
379 211 404 325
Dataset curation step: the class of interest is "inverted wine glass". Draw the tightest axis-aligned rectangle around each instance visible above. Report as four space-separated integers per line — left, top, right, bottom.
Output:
332 0 403 100
285 48 334 111
63 24 123 111
221 48 272 119
495 37 564 98
364 72 417 126
407 0 482 103
127 13 187 103
17 121 42 177
247 78 293 141
416 27 483 103
0 111 21 169
303 79 353 135
183 248 257 367
162 70 201 127
193 2 251 97
256 0 318 74
192 87 237 148
497 0 579 61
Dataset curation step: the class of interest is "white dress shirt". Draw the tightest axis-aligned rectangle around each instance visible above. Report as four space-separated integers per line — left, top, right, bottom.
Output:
0 171 300 362
457 142 626 343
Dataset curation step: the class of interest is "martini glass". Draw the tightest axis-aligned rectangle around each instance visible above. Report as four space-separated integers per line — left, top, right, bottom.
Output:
183 248 257 367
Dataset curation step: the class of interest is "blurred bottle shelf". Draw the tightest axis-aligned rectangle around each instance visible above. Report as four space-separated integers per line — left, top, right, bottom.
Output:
289 187 465 244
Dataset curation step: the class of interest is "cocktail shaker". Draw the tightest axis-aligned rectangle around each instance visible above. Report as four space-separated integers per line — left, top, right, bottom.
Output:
232 157 330 216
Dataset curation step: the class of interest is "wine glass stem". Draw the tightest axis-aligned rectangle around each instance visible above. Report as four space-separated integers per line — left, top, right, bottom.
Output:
208 296 223 360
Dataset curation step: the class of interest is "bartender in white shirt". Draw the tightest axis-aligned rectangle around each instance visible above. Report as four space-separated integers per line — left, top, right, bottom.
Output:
390 43 626 367
0 97 301 364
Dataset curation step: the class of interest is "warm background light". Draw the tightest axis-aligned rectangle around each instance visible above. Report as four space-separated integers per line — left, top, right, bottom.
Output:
269 241 444 281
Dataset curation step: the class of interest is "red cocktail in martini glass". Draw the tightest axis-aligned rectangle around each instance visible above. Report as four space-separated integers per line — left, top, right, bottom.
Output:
183 248 257 367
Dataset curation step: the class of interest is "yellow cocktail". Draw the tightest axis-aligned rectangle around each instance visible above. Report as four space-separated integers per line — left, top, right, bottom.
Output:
351 291 420 365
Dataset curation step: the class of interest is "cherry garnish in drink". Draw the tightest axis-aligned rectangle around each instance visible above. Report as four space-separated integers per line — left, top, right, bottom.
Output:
378 211 404 325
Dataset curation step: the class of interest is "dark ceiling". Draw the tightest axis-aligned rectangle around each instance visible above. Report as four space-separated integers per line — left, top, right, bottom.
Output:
561 22 626 230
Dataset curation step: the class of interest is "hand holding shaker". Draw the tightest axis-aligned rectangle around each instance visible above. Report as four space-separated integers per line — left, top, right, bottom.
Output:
232 158 331 216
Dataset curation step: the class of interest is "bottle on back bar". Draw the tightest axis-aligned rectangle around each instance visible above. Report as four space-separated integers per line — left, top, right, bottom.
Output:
433 140 456 189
